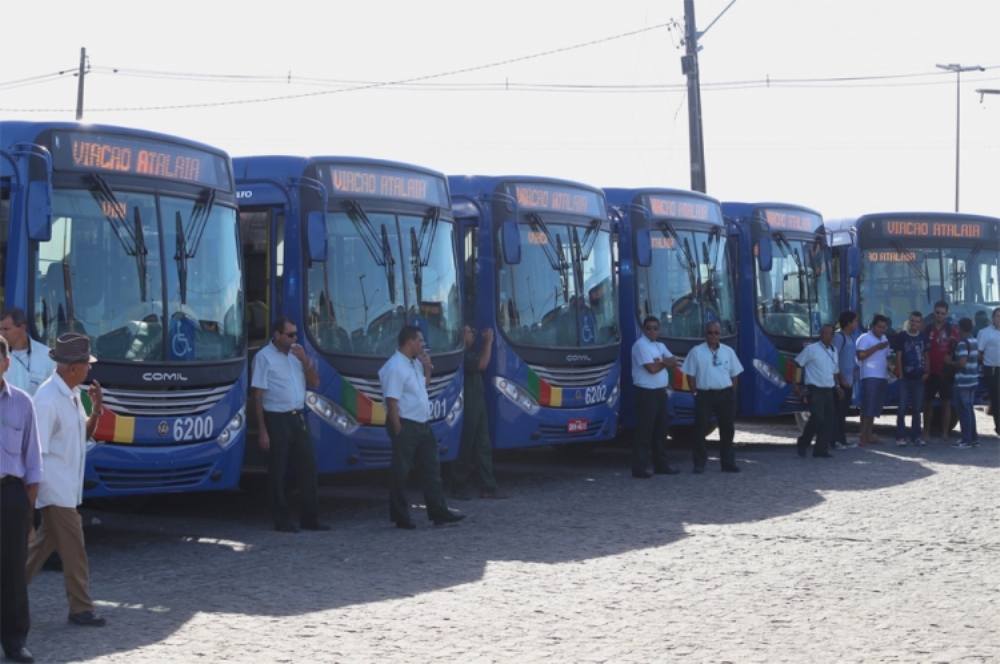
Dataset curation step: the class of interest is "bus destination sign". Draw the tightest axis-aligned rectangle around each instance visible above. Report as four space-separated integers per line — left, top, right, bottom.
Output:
326 165 448 207
761 208 822 233
52 131 228 189
507 183 605 217
880 219 987 239
645 194 722 223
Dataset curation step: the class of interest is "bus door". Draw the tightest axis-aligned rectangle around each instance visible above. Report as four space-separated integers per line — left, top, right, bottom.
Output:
461 220 479 323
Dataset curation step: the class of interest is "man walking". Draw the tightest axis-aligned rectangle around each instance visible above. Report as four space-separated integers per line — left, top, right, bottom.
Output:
380 325 464 529
948 317 979 449
630 316 680 478
0 308 56 396
891 312 930 446
0 337 42 663
856 315 891 446
682 321 744 474
975 308 1000 436
26 334 106 628
451 325 506 500
251 317 329 533
922 301 959 444
792 324 843 458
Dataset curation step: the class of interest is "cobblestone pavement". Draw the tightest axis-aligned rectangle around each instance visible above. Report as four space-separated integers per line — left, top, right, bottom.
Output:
23 410 998 663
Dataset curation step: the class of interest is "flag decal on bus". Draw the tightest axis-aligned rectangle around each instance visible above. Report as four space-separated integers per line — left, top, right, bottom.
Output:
775 353 802 384
668 367 691 392
526 367 562 407
79 391 136 444
340 379 386 425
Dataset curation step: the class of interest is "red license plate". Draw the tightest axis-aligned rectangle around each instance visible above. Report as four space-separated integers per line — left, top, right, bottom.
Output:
567 418 588 433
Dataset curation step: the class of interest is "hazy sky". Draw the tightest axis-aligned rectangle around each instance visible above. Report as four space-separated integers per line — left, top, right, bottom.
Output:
2 0 998 219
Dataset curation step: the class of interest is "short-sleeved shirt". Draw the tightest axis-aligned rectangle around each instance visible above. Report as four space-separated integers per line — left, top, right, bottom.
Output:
856 331 889 381
925 322 959 376
251 342 307 412
0 380 43 485
682 343 743 390
379 350 429 422
33 373 88 508
954 336 979 390
976 325 1000 368
832 331 857 387
5 338 57 396
795 341 839 388
891 330 930 379
631 337 673 389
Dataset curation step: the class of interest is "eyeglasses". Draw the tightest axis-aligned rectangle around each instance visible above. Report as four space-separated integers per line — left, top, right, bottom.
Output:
282 331 298 338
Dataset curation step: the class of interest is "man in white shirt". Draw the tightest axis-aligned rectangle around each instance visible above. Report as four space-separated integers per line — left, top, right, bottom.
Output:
251 317 328 533
0 309 56 397
380 325 463 529
25 334 106 628
681 321 744 474
792 325 844 458
630 316 680 478
855 314 891 446
976 307 1000 436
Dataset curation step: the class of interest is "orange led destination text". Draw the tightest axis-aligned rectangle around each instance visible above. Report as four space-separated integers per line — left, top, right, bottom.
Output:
884 220 981 238
72 140 202 181
649 197 709 220
765 210 815 231
331 169 428 200
516 186 590 213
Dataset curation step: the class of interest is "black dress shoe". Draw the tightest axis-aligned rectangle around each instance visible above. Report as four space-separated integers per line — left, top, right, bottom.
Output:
4 646 34 663
301 521 331 531
693 466 705 474
654 466 681 475
68 610 106 627
631 470 652 479
433 512 466 526
721 464 741 473
275 522 300 533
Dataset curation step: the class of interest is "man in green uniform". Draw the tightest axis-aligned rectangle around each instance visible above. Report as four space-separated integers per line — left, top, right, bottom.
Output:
451 325 507 500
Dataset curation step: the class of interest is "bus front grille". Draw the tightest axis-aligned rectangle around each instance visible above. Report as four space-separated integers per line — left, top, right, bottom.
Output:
344 369 458 403
101 384 233 417
527 362 615 389
93 463 213 491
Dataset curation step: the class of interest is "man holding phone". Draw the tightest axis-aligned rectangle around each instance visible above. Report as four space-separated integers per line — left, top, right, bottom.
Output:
856 314 892 446
252 317 329 533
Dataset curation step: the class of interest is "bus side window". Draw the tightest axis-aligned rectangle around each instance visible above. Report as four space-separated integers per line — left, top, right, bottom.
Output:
241 210 271 348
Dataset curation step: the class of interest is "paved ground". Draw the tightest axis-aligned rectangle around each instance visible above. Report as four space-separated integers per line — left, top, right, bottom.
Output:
22 409 998 663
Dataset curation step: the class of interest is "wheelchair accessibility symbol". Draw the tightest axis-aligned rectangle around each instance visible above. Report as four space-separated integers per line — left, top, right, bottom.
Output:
172 331 192 357
169 317 196 360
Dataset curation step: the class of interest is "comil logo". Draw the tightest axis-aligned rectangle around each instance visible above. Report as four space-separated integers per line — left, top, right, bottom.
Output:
142 372 189 382
565 354 592 362
236 190 253 199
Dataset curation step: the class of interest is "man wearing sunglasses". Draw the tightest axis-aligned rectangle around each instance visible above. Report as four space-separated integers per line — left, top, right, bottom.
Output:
682 321 744 473
251 317 329 533
630 316 680 478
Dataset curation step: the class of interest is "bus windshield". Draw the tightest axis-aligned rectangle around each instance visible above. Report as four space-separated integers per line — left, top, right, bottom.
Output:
34 187 244 361
497 218 618 348
756 235 834 337
307 207 462 356
637 227 735 338
860 245 1000 332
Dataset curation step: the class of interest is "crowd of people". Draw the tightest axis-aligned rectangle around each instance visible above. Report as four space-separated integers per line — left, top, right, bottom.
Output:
2 302 998 662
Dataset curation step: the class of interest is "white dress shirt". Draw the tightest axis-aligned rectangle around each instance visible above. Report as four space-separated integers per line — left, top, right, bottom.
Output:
796 341 839 388
251 342 307 412
631 336 672 389
379 350 429 422
976 325 1000 368
32 373 89 509
5 338 56 396
682 343 744 390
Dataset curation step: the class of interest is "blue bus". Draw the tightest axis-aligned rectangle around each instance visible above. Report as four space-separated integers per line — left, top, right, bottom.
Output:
450 175 621 449
605 188 735 431
0 121 247 497
723 202 835 424
827 212 1000 426
234 156 464 473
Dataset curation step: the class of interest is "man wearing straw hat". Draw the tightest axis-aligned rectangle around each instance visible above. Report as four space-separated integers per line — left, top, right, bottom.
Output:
26 334 106 627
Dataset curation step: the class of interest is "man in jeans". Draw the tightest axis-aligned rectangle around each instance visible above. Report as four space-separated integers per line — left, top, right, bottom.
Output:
947 317 979 449
891 312 930 446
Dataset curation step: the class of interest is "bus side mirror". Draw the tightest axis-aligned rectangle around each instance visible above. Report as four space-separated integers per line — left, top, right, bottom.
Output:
306 211 327 262
26 180 53 242
757 237 773 272
635 228 652 267
501 221 521 264
847 246 861 278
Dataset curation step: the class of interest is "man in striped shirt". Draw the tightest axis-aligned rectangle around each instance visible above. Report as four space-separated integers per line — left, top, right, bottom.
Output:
947 317 979 449
0 336 43 663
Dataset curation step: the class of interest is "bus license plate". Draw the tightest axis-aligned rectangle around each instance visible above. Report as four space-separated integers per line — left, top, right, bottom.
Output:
567 418 588 433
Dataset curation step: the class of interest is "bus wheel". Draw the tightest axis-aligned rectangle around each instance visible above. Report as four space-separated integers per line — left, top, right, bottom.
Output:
794 411 810 434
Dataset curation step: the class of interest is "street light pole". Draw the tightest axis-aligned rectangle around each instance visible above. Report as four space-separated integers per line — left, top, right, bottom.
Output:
936 63 984 212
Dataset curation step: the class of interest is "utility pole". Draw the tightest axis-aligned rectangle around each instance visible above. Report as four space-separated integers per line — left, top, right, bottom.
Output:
681 0 706 193
936 63 984 212
75 47 87 120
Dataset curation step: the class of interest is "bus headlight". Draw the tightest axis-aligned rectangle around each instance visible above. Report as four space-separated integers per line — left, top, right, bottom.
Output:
606 380 620 407
445 395 463 427
306 392 359 435
216 407 246 450
494 377 540 414
753 359 787 388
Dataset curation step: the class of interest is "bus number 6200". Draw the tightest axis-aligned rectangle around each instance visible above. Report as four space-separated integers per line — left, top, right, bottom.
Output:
173 416 215 442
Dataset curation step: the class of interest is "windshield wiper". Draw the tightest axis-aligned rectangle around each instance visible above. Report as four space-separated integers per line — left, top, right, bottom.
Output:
86 174 137 256
174 188 217 304
346 200 388 266
526 213 568 274
133 207 149 302
174 211 189 305
410 227 423 303
655 220 698 296
577 218 600 261
410 207 442 305
380 224 397 305
775 233 806 301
